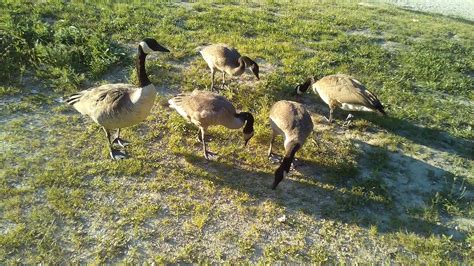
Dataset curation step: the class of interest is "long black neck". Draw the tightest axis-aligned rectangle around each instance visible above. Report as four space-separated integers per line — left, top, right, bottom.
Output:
281 143 301 172
236 112 254 134
136 46 151 87
299 77 315 94
240 56 254 68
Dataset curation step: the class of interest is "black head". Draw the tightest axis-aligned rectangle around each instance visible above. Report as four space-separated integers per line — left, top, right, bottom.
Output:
271 143 300 189
272 166 288 190
238 112 255 146
251 62 259 80
139 38 170 54
294 77 314 96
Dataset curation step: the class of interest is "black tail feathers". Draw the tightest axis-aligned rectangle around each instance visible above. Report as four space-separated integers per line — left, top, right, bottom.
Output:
65 93 82 105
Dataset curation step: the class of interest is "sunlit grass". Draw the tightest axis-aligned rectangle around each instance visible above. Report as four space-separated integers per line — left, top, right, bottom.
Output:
0 1 473 263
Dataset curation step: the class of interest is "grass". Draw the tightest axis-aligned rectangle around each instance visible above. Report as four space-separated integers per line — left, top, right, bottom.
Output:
1 0 473 263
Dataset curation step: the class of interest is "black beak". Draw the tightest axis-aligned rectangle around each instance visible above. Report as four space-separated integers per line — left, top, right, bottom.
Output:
244 139 250 147
156 44 170 53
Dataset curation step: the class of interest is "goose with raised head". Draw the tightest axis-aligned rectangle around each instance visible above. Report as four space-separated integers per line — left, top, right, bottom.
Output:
168 90 255 160
66 38 170 160
295 74 386 123
200 44 259 90
268 100 313 189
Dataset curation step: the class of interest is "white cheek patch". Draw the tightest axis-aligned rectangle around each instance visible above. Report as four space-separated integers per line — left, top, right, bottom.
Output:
139 41 154 54
283 170 288 179
296 86 302 95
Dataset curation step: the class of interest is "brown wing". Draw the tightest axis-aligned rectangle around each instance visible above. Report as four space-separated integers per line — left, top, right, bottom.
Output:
317 75 378 107
68 83 135 116
202 44 241 69
270 101 313 140
169 90 236 127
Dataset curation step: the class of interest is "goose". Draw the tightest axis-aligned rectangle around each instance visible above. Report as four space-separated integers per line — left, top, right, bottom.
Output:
295 74 386 123
66 38 170 160
199 44 259 90
168 90 254 160
268 100 313 189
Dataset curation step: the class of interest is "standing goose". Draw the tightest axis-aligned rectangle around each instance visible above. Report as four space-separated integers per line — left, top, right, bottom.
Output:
295 74 386 123
268 100 313 189
168 90 254 160
66 38 170 159
200 44 259 90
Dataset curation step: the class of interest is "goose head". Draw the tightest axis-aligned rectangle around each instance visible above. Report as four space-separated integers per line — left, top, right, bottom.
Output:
272 166 288 189
294 77 315 95
244 131 254 147
239 112 254 146
250 62 259 80
139 38 170 54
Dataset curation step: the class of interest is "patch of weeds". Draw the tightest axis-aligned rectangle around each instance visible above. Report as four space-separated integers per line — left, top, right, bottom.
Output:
391 232 463 263
95 228 128 263
46 187 85 219
238 225 260 255
308 245 331 263
1 1 473 263
0 86 22 96
432 174 469 216
2 1 128 91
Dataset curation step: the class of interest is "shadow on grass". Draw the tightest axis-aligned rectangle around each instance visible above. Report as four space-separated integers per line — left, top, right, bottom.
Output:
294 93 473 160
368 115 473 160
179 148 468 241
348 140 472 239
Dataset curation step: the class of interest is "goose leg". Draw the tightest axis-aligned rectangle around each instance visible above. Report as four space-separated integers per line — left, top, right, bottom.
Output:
222 72 231 90
112 128 130 148
197 129 212 143
210 70 216 91
267 134 275 157
197 129 203 143
324 101 337 124
268 133 281 163
201 128 217 160
103 127 126 160
324 108 334 124
222 72 226 88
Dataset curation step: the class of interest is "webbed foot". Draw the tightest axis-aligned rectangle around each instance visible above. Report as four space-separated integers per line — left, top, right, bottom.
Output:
204 150 218 160
110 149 127 160
268 153 282 163
112 138 130 148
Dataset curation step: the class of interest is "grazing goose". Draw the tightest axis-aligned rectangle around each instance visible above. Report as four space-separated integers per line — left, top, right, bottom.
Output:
168 90 254 160
268 100 313 189
66 38 170 159
200 44 259 90
295 74 386 123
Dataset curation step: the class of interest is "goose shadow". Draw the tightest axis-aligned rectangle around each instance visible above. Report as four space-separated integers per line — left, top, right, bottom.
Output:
178 147 469 241
293 93 473 160
366 114 473 160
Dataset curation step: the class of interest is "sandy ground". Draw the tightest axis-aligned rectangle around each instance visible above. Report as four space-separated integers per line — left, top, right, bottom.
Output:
367 0 474 20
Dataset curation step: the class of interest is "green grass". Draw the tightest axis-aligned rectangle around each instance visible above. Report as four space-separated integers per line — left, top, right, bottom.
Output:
1 1 473 263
